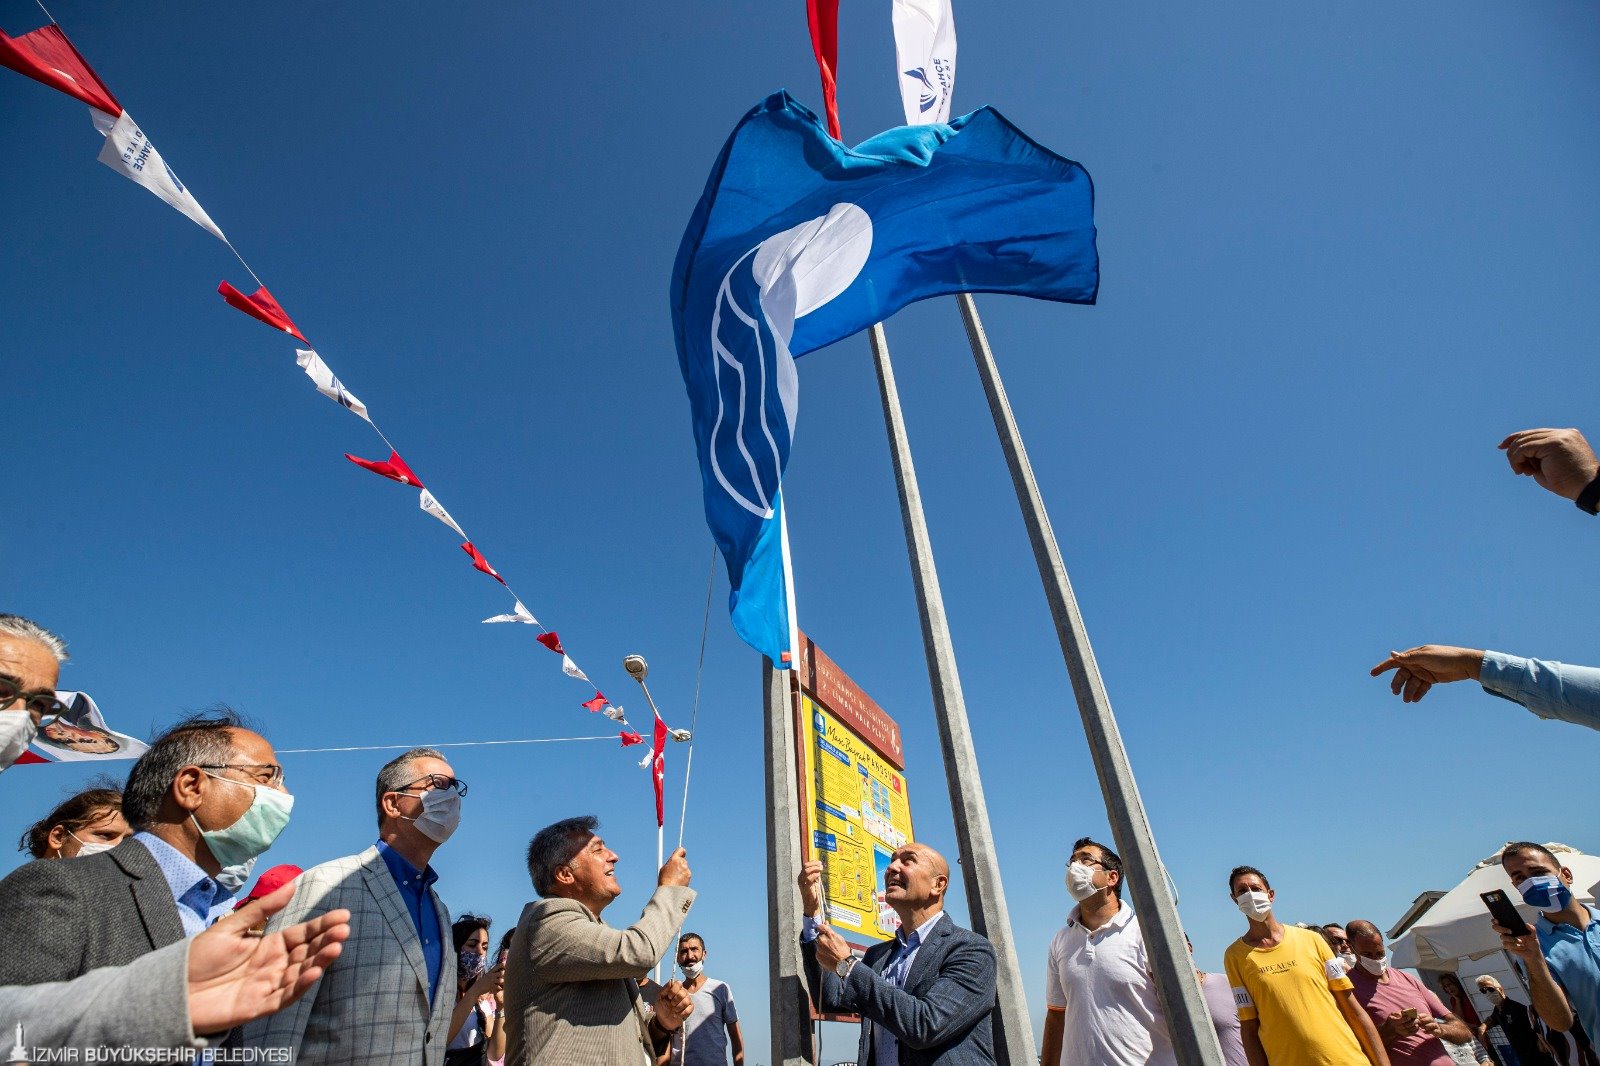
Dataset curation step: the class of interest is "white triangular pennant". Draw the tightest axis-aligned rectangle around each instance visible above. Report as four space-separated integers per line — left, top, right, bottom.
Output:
482 600 538 625
561 655 589 682
295 349 371 422
91 109 226 241
603 705 627 722
418 489 466 538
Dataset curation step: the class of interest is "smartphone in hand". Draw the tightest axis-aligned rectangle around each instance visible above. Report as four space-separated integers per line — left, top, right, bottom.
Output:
1482 889 1532 937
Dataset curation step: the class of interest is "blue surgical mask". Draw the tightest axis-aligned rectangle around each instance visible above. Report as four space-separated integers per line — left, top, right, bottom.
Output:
1519 875 1573 913
192 772 294 870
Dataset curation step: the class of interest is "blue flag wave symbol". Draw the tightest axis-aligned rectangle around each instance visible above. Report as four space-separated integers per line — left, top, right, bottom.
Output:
671 90 1098 666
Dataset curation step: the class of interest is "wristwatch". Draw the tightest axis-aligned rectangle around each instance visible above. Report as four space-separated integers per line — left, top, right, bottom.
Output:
835 956 858 978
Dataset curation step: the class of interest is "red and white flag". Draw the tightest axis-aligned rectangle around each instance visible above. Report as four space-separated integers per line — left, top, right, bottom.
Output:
295 350 370 422
0 22 119 113
346 450 423 487
461 542 506 584
483 600 537 625
805 0 842 138
648 715 669 826
92 108 226 241
619 730 643 747
418 489 465 537
892 0 956 125
219 281 306 342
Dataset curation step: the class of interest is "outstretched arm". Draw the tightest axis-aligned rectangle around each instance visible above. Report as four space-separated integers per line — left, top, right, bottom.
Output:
527 886 695 982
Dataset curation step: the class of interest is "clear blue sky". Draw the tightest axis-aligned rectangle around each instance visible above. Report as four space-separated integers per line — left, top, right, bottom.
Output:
4 0 1599 1059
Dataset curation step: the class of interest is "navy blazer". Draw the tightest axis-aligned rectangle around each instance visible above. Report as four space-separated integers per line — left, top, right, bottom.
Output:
804 913 997 1066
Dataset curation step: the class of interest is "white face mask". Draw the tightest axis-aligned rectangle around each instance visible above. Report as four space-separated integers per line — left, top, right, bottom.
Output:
1065 862 1101 902
0 710 38 771
1338 951 1358 970
1358 955 1388 976
403 788 461 844
215 857 257 894
682 960 704 977
68 831 116 858
1235 890 1273 920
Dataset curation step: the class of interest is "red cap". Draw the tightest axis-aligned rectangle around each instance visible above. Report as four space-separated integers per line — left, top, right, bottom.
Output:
235 864 304 910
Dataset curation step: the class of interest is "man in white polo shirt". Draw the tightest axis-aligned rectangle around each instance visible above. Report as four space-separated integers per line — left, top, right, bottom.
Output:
1040 836 1176 1066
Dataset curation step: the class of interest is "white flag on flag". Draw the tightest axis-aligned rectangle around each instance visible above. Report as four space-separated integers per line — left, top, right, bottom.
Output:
418 489 466 538
91 109 226 241
561 655 589 682
603 705 627 722
892 0 957 125
483 600 538 625
295 350 371 422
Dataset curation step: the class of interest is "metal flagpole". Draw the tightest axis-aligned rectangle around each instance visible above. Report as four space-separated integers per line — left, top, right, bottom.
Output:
656 821 665 984
867 322 1038 1065
763 657 815 1065
954 293 1225 1065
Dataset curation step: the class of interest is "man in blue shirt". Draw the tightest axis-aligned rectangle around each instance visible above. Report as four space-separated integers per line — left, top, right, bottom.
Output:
1494 842 1600 1043
1369 645 1600 732
242 746 467 1066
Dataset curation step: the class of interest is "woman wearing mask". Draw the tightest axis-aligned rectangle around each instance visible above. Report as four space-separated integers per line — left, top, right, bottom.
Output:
447 914 505 1066
17 785 129 860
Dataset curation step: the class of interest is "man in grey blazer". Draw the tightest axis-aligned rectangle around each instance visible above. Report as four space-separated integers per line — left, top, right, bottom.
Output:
800 844 997 1066
504 815 697 1064
242 747 466 1066
0 707 293 985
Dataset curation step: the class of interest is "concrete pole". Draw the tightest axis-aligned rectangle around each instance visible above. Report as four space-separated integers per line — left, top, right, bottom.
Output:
955 294 1225 1065
867 322 1038 1065
763 656 816 1066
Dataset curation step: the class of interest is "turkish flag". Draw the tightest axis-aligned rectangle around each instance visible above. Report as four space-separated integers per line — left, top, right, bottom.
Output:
460 542 506 585
651 715 669 827
345 450 424 488
619 730 643 747
581 693 607 714
805 0 841 138
536 632 564 655
0 23 121 115
218 281 306 342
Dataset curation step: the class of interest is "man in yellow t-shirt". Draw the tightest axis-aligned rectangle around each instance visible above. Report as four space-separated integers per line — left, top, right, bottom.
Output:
1222 865 1389 1066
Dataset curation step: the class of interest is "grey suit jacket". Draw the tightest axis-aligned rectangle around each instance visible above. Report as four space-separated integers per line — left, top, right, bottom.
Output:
0 939 203 1052
240 845 455 1066
0 838 185 985
806 913 997 1066
504 884 695 1065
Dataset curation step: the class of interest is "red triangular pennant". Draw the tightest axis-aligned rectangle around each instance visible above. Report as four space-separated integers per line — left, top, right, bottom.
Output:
619 730 643 747
218 281 306 342
581 693 607 714
10 749 47 765
0 24 121 115
461 542 506 585
344 450 424 488
536 632 565 655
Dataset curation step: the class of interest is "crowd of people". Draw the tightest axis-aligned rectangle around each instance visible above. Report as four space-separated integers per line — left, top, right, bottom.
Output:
0 426 1598 1065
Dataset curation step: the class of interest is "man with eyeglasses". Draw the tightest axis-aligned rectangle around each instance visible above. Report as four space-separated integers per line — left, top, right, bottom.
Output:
1041 836 1176 1066
243 746 464 1066
0 612 76 771
0 703 293 986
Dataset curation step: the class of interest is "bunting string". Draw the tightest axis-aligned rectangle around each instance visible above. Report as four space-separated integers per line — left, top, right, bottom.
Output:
1 9 679 764
278 735 618 755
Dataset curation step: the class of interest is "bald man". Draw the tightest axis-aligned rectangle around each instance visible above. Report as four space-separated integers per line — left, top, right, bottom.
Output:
799 843 997 1065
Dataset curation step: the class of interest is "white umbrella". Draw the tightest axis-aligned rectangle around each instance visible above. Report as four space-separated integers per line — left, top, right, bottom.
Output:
1390 843 1600 970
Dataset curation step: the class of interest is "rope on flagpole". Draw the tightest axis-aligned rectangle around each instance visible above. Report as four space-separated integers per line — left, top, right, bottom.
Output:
222 239 267 292
278 735 616 754
33 0 60 25
675 544 716 850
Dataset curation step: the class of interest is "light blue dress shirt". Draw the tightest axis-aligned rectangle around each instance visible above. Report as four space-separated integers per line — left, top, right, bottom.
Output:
133 831 235 936
376 840 442 1003
804 910 945 1065
1535 905 1600 1044
1480 651 1600 732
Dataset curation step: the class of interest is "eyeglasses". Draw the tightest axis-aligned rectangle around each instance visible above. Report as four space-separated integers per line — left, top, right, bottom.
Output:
0 674 68 723
396 773 468 797
199 762 285 788
1069 858 1107 869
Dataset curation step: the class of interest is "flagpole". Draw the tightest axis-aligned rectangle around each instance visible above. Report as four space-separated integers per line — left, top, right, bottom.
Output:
954 294 1226 1065
867 322 1038 1065
763 657 815 1066
656 820 665 985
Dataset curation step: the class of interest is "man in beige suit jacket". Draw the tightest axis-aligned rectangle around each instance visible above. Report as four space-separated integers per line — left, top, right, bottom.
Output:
505 815 697 1064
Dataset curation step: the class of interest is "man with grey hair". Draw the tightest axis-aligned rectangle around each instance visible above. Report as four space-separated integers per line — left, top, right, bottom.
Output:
504 815 696 1064
0 708 293 985
0 612 71 772
242 747 464 1065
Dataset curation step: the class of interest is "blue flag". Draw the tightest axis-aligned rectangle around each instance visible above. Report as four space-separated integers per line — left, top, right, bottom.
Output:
671 90 1098 667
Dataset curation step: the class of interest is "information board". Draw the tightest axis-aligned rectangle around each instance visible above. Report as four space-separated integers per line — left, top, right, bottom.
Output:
793 632 914 947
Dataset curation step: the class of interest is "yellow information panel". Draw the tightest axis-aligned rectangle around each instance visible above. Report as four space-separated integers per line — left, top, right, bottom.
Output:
800 694 914 944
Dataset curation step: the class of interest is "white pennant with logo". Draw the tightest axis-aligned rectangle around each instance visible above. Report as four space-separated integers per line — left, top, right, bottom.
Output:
892 0 957 125
91 109 226 241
